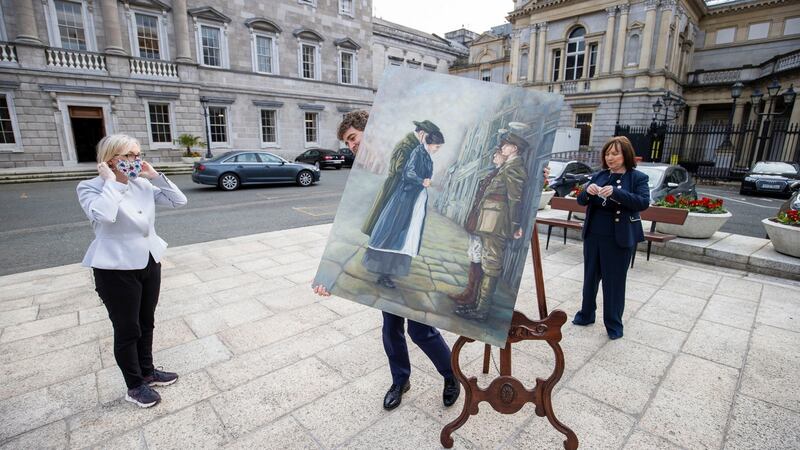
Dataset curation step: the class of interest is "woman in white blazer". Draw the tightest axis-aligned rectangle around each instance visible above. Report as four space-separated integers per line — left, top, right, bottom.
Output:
77 134 187 408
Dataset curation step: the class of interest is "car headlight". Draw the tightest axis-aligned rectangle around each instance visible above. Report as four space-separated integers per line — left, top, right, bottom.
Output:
744 177 754 182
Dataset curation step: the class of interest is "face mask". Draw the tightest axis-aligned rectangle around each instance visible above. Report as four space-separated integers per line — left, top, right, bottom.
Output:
115 158 142 179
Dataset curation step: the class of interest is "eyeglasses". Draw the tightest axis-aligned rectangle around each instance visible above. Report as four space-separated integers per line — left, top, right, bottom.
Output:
114 152 144 160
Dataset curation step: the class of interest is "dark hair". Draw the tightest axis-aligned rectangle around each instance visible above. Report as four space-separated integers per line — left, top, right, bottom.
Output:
337 110 369 140
425 130 445 145
601 136 637 170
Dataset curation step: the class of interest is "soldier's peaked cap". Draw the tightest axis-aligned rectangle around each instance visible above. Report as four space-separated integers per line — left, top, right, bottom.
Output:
412 120 441 134
501 132 530 152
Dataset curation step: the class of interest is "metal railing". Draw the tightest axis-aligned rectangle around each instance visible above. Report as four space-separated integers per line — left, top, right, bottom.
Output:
615 121 800 180
130 57 179 78
687 48 800 86
46 48 106 71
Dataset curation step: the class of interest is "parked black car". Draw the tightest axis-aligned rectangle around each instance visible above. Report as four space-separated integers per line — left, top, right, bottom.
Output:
339 148 355 168
636 163 697 203
192 151 320 191
740 161 800 198
547 160 594 196
294 149 345 169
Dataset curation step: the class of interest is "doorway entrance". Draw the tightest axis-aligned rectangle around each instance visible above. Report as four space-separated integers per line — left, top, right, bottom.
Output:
69 106 106 162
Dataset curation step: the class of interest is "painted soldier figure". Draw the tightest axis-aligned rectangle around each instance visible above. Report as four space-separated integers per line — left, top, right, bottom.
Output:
449 149 506 306
456 132 529 322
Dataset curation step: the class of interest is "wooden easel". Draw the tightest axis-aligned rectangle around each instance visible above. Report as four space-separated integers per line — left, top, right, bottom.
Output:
440 230 579 449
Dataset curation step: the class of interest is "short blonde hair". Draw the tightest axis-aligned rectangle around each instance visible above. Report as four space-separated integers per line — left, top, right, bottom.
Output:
95 134 140 164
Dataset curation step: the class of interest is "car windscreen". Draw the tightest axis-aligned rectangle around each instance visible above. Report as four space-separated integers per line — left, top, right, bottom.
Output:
548 161 567 179
206 152 233 162
752 162 798 175
636 166 665 189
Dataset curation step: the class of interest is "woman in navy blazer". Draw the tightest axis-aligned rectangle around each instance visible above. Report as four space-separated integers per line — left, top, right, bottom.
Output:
574 136 650 339
78 134 187 408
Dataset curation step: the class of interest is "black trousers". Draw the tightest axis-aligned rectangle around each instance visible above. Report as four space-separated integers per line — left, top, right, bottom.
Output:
382 312 454 385
93 254 161 389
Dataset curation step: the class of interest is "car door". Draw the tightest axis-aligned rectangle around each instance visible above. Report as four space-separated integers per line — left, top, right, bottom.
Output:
296 150 310 164
259 152 294 182
665 167 685 197
232 152 265 182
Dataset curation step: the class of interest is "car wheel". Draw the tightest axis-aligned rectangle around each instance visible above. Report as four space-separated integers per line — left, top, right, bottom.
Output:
335 165 342 170
297 170 314 187
314 161 321 169
219 173 240 191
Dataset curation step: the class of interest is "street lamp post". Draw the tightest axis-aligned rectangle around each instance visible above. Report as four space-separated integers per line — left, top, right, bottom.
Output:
751 78 796 164
200 97 213 159
650 91 685 162
724 81 744 147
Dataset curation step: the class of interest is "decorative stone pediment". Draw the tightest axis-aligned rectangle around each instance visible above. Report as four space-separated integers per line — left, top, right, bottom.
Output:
334 37 360 50
244 18 282 34
293 28 324 42
119 0 170 12
187 6 231 23
628 21 645 31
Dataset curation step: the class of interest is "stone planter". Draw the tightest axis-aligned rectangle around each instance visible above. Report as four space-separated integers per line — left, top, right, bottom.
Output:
656 211 732 239
539 190 555 210
763 218 800 258
181 156 202 164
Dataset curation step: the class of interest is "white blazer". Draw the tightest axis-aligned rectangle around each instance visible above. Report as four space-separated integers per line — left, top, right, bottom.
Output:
77 174 187 270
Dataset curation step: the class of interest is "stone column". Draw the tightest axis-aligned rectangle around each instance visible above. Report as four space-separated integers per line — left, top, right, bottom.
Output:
527 25 537 82
654 0 676 70
173 0 193 63
100 0 125 55
535 22 547 82
612 4 629 72
638 0 659 70
601 7 616 74
13 0 42 44
668 8 685 73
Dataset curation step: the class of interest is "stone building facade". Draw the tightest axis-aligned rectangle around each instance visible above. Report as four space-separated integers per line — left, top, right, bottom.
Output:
453 0 800 151
448 24 512 84
0 0 465 168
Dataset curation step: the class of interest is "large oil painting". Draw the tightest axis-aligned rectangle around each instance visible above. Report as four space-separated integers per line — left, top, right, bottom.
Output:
314 68 563 347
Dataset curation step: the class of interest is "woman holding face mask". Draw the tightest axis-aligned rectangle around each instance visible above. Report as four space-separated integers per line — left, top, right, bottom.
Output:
77 134 187 408
573 136 649 340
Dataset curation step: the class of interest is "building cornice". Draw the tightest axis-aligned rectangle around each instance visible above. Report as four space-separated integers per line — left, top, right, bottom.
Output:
373 22 467 57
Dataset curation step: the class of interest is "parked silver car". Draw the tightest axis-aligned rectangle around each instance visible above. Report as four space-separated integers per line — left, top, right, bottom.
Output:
636 163 697 203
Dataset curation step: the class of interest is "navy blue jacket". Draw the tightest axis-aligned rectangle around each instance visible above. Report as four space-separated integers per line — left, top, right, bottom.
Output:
577 169 650 248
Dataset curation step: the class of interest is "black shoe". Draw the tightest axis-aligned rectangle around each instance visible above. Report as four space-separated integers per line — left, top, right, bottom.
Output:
443 377 460 407
125 383 161 408
144 368 178 387
455 307 489 322
572 311 595 326
378 275 396 289
383 381 410 410
608 331 623 340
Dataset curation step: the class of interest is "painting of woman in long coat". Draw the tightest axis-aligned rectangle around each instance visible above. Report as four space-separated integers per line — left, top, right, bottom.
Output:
362 130 445 289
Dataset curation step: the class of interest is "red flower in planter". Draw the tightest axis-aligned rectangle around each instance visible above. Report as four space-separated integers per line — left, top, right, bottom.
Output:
655 195 727 214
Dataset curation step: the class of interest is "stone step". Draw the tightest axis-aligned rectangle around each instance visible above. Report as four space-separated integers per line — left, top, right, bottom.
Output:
0 166 193 184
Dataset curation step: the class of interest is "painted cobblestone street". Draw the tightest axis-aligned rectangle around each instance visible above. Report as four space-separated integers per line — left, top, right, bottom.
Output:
1 224 799 449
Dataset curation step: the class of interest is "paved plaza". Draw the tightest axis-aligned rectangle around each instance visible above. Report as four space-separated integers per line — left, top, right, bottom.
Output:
1 224 799 449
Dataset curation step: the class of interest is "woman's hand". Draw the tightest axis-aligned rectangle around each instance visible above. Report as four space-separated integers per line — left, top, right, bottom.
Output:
598 185 614 197
312 284 331 297
422 178 431 188
141 161 159 180
586 183 600 196
98 162 115 181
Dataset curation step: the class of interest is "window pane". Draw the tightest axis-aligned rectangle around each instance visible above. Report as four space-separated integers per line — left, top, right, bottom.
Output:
552 50 561 81
339 0 353 14
208 106 227 142
201 26 221 66
136 14 160 59
575 113 593 146
588 44 597 78
0 95 15 144
260 109 277 143
55 0 86 50
256 36 272 73
302 44 316 79
304 112 317 143
340 52 353 84
148 103 172 143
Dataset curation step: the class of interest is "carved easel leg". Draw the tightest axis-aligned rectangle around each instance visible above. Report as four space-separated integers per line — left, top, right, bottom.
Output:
440 232 579 449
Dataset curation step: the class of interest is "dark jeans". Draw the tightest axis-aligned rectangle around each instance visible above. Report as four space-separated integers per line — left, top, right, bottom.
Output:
382 312 454 385
93 254 161 389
